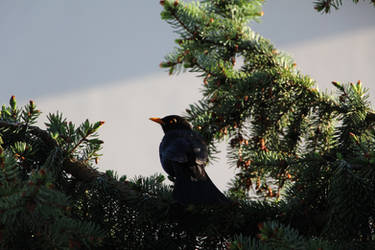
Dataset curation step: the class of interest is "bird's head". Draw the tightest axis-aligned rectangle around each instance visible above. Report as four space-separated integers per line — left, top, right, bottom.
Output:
149 115 192 133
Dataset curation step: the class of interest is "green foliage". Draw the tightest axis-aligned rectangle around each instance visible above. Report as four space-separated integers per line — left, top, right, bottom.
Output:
46 112 104 165
0 0 374 249
160 0 375 248
0 98 104 249
229 222 336 250
313 0 375 13
0 97 281 249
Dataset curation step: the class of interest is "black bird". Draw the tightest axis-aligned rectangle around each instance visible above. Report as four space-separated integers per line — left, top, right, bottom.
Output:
150 115 228 205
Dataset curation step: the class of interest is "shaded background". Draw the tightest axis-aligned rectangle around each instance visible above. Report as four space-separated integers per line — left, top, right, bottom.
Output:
0 0 374 190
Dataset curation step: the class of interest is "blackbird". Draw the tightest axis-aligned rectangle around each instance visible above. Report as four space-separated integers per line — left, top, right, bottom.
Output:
150 115 228 205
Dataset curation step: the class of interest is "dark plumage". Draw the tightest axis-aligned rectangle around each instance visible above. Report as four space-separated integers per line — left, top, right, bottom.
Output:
150 115 228 205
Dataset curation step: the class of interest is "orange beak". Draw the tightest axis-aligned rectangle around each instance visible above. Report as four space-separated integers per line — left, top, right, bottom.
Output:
149 117 164 125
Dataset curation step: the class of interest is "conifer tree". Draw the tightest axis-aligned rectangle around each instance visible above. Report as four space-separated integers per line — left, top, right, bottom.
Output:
314 0 375 13
159 0 375 248
0 1 374 249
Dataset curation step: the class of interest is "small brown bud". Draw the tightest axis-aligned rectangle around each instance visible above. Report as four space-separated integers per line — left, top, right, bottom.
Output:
39 169 46 176
260 138 267 151
267 186 273 197
256 177 261 190
268 88 273 97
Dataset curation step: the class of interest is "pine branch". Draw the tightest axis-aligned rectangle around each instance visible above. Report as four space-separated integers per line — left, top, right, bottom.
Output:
314 0 375 13
0 120 55 148
0 120 138 201
170 4 197 38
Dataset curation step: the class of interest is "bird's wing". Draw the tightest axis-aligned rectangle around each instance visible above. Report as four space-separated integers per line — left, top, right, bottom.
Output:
160 136 190 163
189 132 208 165
159 130 229 205
160 131 208 180
159 135 190 177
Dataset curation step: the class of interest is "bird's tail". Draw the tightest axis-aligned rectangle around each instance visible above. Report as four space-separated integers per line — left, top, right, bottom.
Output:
172 169 229 205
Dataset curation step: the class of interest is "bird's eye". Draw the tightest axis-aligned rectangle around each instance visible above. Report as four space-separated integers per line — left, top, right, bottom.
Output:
170 118 177 124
